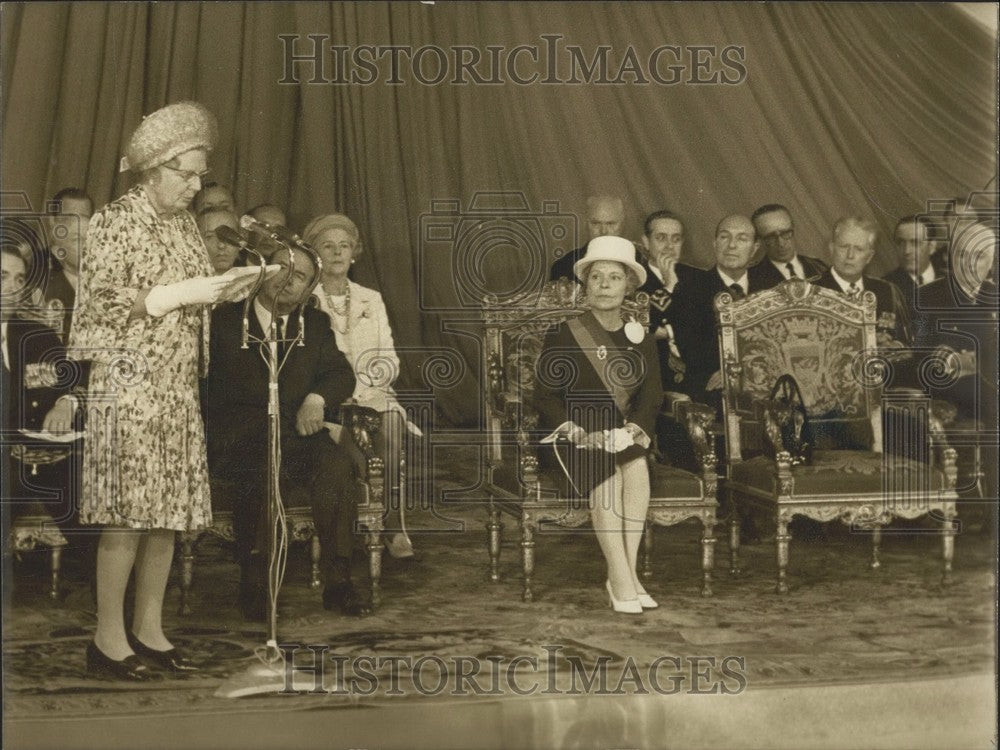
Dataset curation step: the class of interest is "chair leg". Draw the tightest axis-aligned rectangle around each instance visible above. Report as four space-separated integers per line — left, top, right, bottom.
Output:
729 513 741 576
487 503 503 583
178 535 194 615
700 518 716 597
775 515 790 594
641 521 653 580
870 525 882 570
310 536 322 588
367 528 383 609
50 546 62 600
520 516 535 602
941 510 955 587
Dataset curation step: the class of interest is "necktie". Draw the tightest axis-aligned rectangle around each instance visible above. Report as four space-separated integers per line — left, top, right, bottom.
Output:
786 263 798 279
280 316 290 356
847 282 861 300
729 283 746 300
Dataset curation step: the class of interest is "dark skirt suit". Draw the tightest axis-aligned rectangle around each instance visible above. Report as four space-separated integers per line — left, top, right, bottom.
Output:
533 311 663 497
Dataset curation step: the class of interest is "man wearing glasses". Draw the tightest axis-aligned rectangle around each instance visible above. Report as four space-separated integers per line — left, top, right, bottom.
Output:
748 203 828 290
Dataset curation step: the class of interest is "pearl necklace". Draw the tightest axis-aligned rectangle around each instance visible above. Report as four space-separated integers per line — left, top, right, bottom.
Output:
326 282 351 334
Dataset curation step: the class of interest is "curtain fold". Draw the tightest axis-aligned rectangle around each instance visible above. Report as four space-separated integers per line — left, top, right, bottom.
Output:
2 1 996 425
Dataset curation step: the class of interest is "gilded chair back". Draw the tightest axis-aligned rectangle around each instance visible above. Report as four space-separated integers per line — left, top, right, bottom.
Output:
716 278 883 463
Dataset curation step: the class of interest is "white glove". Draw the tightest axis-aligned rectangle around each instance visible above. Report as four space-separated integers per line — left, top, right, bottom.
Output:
602 427 636 453
144 275 231 317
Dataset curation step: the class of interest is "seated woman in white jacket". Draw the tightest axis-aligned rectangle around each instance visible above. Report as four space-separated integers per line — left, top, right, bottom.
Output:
303 213 419 558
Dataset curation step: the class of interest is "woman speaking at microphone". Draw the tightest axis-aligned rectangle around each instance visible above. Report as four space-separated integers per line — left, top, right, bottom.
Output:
534 236 663 614
68 102 231 680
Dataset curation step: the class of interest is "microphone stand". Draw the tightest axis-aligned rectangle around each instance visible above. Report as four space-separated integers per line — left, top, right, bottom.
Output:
215 228 324 698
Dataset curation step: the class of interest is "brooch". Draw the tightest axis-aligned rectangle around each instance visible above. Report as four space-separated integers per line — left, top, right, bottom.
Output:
597 345 607 361
624 320 645 344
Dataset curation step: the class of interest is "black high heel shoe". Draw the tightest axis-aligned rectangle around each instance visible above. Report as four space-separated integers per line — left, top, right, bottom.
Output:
86 641 161 682
126 632 200 673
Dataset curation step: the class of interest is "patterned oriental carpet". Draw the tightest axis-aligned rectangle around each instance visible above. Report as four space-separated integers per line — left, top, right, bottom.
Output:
2 447 996 749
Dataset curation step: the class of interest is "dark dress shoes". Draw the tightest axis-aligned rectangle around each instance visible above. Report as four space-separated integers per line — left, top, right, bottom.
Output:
322 582 372 617
126 632 200 673
86 641 162 682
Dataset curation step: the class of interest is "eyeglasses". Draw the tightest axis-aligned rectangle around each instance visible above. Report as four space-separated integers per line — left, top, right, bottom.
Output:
761 228 794 243
162 164 210 183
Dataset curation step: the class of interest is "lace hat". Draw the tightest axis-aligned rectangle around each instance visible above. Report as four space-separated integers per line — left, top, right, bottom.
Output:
120 101 218 173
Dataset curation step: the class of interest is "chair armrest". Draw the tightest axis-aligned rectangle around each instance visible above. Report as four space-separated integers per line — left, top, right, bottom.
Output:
335 402 383 460
752 399 784 459
662 391 691 420
883 388 959 473
927 399 958 483
676 400 719 475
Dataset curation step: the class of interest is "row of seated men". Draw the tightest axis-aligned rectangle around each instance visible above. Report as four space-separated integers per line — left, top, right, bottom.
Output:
550 196 998 437
2 184 370 620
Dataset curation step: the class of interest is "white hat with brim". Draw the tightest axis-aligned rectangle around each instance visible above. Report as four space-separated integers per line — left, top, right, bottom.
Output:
573 235 647 287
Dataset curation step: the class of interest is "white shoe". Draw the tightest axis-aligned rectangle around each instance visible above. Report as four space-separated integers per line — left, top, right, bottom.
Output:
385 533 414 559
636 592 658 609
606 580 643 614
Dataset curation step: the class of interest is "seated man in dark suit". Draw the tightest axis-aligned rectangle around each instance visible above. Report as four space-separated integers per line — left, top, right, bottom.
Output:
883 214 944 309
204 247 366 619
748 203 828 290
914 218 998 423
814 217 915 461
2 245 81 528
815 216 911 350
914 219 998 520
672 214 761 414
639 210 701 468
43 187 93 341
639 209 700 390
550 195 646 281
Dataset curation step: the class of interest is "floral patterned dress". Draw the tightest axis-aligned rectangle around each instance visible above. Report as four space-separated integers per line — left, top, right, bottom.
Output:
68 186 213 531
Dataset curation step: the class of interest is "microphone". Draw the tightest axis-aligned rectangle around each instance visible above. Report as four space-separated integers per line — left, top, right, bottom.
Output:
215 224 251 248
240 215 313 252
216 224 267 266
239 215 287 244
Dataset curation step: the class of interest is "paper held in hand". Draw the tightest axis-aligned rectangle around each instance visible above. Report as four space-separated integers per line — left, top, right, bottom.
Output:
18 429 84 444
540 423 635 453
216 265 283 303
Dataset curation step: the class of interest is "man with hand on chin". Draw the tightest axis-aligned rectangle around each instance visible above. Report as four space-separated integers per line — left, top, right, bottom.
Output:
639 210 699 390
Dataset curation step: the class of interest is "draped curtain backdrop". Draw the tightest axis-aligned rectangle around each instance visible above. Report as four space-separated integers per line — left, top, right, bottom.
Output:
2 2 996 425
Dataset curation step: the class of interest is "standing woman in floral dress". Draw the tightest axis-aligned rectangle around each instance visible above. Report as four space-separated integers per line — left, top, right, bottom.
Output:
69 102 231 680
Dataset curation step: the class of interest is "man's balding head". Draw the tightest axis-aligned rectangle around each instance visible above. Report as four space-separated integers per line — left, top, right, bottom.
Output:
586 195 625 240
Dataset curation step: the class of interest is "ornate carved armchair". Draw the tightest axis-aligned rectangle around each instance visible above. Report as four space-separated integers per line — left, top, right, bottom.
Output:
177 403 388 614
716 279 958 593
482 281 718 602
6 443 77 600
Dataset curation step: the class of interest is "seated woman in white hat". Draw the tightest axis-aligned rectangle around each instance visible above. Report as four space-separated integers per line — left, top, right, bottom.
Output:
534 235 663 614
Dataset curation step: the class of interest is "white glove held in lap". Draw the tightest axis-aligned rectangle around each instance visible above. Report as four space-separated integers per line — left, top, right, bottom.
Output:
144 275 231 317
